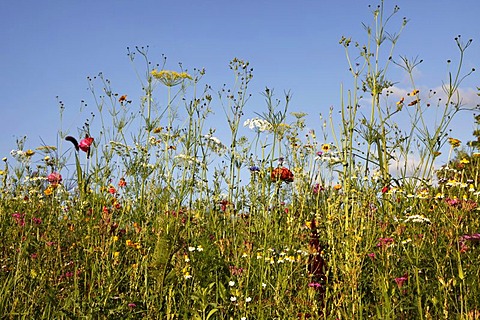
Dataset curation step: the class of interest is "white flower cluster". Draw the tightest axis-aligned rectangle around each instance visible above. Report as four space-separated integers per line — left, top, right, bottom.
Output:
204 134 226 155
403 214 431 224
315 152 341 165
175 154 201 166
243 118 272 132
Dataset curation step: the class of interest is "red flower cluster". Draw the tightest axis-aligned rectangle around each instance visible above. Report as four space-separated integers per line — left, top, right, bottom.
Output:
270 167 294 183
47 172 62 187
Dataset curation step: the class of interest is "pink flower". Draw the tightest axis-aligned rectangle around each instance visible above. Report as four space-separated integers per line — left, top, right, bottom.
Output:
376 237 394 248
308 282 322 289
12 212 25 226
394 273 408 289
79 137 94 153
47 172 62 186
367 253 375 260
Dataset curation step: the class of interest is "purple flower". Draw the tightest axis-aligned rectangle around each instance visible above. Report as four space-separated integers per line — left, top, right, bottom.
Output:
313 183 324 194
249 166 260 173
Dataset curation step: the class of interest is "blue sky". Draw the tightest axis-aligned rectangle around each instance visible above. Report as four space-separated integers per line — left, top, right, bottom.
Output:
2 0 480 168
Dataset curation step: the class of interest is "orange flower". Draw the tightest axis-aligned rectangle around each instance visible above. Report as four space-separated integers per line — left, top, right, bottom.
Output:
271 167 294 183
118 177 127 187
448 137 461 148
108 185 116 195
408 99 420 106
119 95 127 102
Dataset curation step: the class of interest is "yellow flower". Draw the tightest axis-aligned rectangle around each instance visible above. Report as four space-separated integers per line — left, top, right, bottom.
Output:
460 158 470 164
113 251 120 258
25 149 35 157
333 184 342 190
44 186 53 196
321 144 331 152
448 137 461 148
408 89 419 96
126 239 133 247
151 69 192 87
112 236 119 242
0 170 4 175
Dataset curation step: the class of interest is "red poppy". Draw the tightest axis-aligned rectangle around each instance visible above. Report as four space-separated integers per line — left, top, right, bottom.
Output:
271 167 294 183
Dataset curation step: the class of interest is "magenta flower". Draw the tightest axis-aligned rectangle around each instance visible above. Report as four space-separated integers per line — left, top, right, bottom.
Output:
32 217 42 225
308 282 322 289
460 233 480 242
65 135 94 158
445 197 461 207
313 183 325 194
394 273 408 289
376 237 394 248
79 137 94 153
367 253 375 260
12 212 25 226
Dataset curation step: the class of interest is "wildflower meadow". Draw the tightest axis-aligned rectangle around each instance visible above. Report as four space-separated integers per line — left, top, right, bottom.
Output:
2 2 480 319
